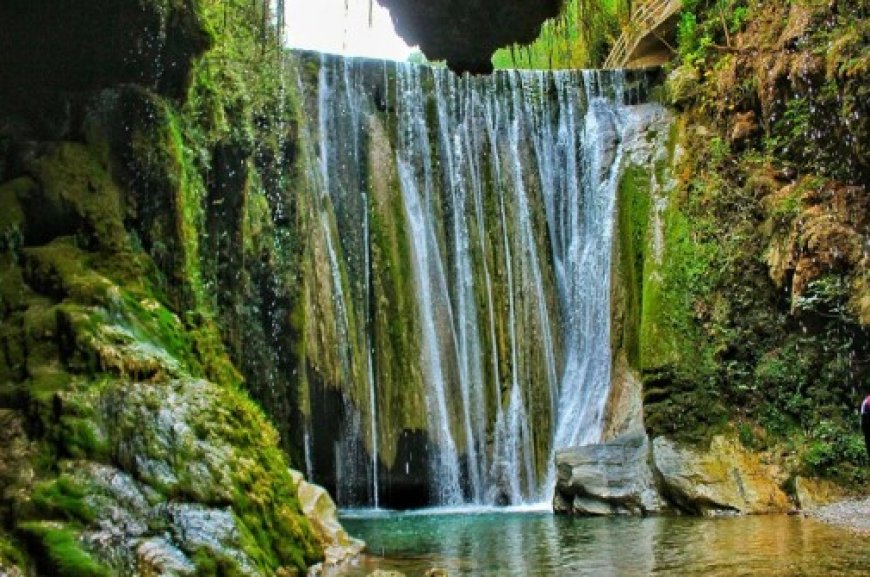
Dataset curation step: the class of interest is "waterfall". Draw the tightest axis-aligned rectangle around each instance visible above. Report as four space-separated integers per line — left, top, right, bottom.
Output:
296 52 661 507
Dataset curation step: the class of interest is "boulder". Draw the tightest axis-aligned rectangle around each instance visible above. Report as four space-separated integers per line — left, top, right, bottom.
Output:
136 537 197 576
652 436 791 515
289 470 364 571
554 432 663 515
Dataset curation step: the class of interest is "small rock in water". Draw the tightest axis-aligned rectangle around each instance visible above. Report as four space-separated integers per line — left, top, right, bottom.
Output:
366 571 406 577
423 569 450 577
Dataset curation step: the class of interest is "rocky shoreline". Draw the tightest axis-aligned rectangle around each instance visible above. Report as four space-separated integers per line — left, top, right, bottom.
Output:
805 497 870 536
552 430 865 518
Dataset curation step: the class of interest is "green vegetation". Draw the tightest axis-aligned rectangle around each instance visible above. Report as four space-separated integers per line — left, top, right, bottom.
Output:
615 165 652 368
0 534 28 572
639 0 869 485
17 522 111 577
30 477 96 525
675 0 752 67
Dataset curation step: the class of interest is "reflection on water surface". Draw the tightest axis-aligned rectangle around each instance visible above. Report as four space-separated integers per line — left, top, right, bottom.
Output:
328 510 869 576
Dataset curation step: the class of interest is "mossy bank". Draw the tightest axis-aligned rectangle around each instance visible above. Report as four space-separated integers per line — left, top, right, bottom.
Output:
620 0 868 489
0 0 332 574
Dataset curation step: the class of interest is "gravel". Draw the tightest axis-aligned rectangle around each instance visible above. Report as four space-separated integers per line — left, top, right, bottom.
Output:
805 496 870 535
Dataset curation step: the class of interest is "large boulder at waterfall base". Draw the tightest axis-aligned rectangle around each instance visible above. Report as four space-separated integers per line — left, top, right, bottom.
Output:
652 436 791 515
554 432 663 515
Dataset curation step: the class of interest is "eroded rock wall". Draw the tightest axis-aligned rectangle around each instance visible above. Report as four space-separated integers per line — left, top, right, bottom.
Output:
584 0 869 516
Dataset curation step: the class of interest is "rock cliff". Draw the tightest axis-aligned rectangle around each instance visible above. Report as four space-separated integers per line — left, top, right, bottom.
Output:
562 0 868 516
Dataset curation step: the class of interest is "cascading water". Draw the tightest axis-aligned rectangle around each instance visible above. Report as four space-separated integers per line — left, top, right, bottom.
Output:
296 52 663 508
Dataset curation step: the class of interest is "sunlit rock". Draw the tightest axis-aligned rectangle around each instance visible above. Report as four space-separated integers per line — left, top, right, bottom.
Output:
652 436 791 515
791 476 846 511
665 64 701 106
289 470 365 571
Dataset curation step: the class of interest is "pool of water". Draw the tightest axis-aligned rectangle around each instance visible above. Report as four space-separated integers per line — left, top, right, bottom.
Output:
327 508 869 576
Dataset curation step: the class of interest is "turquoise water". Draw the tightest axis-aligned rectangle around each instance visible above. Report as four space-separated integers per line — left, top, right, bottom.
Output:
328 509 870 576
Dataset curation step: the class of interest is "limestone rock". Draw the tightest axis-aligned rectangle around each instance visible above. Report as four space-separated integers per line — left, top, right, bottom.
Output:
652 436 791 515
136 537 197 576
554 432 664 515
167 504 259 575
289 470 364 571
70 462 265 576
791 476 846 511
601 355 644 441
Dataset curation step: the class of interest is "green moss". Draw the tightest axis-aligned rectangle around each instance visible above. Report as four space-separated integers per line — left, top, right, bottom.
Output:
189 549 248 577
17 522 110 577
641 207 712 373
615 164 652 368
30 476 96 524
58 416 109 461
492 0 628 69
186 382 322 571
26 144 128 252
0 533 28 572
0 177 30 250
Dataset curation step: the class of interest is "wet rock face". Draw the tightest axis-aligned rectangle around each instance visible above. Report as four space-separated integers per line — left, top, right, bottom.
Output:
74 463 261 576
377 0 564 73
0 0 210 98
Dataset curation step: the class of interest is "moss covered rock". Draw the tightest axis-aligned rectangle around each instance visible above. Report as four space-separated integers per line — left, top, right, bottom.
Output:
0 216 323 577
0 81 324 576
639 0 868 489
